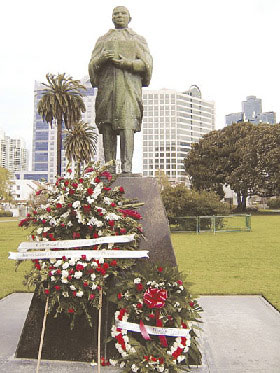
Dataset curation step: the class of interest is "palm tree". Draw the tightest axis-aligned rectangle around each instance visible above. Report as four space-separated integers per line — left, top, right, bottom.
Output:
37 73 86 176
64 121 97 176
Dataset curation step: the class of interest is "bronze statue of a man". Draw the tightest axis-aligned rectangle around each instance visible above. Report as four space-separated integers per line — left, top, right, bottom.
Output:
88 6 153 173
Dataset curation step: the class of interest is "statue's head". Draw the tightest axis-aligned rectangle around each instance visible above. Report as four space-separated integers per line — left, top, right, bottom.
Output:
112 6 131 29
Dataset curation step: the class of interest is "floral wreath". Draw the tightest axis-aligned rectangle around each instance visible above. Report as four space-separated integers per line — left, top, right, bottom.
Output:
19 163 144 325
108 264 202 372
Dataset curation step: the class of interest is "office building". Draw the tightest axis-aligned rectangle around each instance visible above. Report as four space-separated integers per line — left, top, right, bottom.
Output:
32 77 99 183
0 129 28 174
142 85 215 183
226 96 276 125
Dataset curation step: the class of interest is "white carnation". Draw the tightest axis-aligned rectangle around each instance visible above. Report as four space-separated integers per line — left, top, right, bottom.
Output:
105 212 120 221
72 201 80 209
74 271 83 279
70 285 76 291
76 290 84 297
62 262 69 270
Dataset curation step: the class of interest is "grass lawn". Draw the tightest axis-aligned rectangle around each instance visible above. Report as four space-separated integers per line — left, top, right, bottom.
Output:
0 216 279 313
0 219 32 299
172 215 280 311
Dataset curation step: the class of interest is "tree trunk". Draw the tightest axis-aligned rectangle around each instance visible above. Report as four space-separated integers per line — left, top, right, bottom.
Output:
236 192 242 211
241 192 247 212
57 120 62 176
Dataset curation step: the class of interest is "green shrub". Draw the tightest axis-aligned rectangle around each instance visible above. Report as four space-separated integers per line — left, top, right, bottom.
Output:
161 184 230 218
267 198 280 209
0 210 13 217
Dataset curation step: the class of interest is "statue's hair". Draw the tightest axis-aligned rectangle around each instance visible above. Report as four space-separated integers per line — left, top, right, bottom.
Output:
112 6 131 18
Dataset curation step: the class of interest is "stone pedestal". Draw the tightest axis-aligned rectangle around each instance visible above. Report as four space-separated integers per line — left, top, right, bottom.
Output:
16 176 176 361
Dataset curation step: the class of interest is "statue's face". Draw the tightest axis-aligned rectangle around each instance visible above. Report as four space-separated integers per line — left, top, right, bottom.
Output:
112 7 131 29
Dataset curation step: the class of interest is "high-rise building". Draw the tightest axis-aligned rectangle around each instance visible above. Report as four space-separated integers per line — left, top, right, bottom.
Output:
0 129 28 174
142 86 215 183
32 77 99 183
226 96 276 125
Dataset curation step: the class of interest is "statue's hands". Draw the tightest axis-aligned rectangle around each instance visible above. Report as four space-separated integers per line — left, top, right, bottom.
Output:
99 50 115 65
112 55 133 70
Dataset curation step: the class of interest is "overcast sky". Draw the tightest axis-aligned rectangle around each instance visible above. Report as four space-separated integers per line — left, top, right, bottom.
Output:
1 0 280 154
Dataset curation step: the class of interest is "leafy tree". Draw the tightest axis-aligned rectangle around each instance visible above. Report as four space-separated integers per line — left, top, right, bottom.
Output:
64 121 97 176
37 73 86 176
185 122 255 211
238 124 280 197
0 167 13 202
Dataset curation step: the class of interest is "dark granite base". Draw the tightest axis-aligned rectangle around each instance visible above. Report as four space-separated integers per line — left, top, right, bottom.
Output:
16 176 177 361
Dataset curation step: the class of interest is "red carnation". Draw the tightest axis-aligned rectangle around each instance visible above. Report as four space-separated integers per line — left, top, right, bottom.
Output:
85 167 94 173
89 294 95 300
76 264 84 271
64 180 69 186
81 254 87 260
136 283 143 291
83 205 91 213
136 303 143 309
72 182 78 189
111 202 116 207
54 285 60 291
93 232 99 239
67 168 72 174
110 260 117 266
61 223 65 228
119 186 125 193
44 289 50 295
149 313 155 319
87 188 94 195
119 228 127 234
79 178 84 183
103 187 111 191
189 301 195 308
83 281 88 287
73 232 80 239
101 171 112 181
103 262 109 270
56 203 62 209
69 189 75 195
108 220 115 227
36 190 42 195
94 177 101 183
177 280 183 286
117 293 123 300
157 266 163 272
68 308 74 313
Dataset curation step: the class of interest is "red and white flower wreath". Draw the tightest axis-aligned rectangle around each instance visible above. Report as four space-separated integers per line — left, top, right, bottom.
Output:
110 269 198 372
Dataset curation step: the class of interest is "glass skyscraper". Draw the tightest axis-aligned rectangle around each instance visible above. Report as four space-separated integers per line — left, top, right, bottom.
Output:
226 96 276 125
142 86 215 183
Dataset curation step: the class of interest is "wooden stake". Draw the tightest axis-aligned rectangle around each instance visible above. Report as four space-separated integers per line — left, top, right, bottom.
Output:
97 287 103 373
36 295 49 373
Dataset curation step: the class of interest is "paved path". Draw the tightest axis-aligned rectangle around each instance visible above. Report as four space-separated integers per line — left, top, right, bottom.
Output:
0 294 279 372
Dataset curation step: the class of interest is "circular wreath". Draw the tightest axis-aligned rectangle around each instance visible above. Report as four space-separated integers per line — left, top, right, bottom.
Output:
109 263 202 372
19 163 143 324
